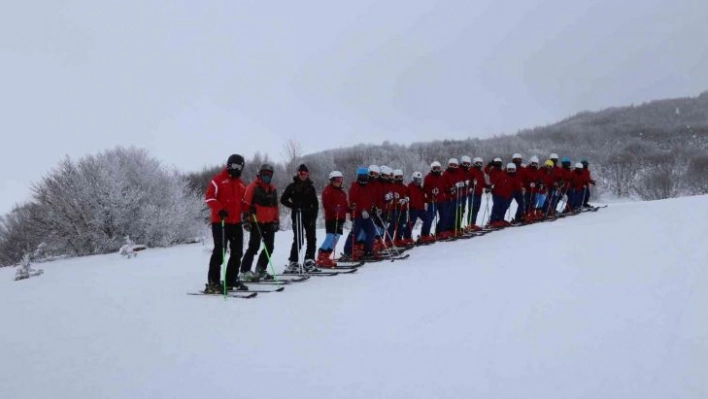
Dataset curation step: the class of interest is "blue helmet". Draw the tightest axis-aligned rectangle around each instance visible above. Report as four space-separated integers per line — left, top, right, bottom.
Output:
562 157 571 163
356 166 369 176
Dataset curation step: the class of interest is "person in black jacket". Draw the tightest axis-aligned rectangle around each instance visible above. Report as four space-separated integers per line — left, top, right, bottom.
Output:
281 164 319 271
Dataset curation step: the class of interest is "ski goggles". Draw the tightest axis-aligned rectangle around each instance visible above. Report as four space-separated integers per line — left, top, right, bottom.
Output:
393 176 403 181
260 170 274 177
431 166 442 172
448 163 459 169
369 171 380 178
228 163 243 171
298 170 309 177
461 162 471 168
331 177 343 183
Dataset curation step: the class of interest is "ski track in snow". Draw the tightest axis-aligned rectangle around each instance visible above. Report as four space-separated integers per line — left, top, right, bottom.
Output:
1 196 707 399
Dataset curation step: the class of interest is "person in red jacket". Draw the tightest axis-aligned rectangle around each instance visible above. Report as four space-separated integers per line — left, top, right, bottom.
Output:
442 158 466 237
316 171 349 268
488 163 524 227
465 157 487 230
523 156 542 221
580 159 596 207
388 169 411 246
240 164 280 281
538 160 558 216
423 161 447 237
407 171 434 243
204 154 248 292
343 167 379 260
568 162 591 212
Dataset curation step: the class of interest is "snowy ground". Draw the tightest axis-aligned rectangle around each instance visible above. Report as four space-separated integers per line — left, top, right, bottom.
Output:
1 196 707 399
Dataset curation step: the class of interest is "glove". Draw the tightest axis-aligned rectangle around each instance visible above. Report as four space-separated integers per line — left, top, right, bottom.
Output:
449 187 457 194
218 209 228 220
394 192 400 199
432 187 439 195
529 182 535 188
398 197 408 205
242 220 251 232
455 181 465 188
590 179 596 186
272 221 280 231
384 192 394 201
361 210 370 219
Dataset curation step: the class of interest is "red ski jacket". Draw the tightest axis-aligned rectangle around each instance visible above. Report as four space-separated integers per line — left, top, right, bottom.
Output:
243 178 279 223
348 181 378 216
491 171 524 200
423 172 448 203
205 169 247 224
407 182 426 210
444 167 467 197
537 169 557 194
389 181 410 209
321 184 349 221
368 179 384 210
569 170 591 191
467 167 486 196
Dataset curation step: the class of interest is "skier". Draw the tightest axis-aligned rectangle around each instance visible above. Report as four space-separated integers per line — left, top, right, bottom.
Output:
280 163 319 271
523 156 542 221
466 157 486 230
488 163 524 227
568 162 591 212
510 153 527 223
423 161 448 238
443 158 467 236
204 154 248 292
240 164 280 281
389 169 410 246
579 159 596 207
343 167 379 260
316 171 348 268
407 171 434 244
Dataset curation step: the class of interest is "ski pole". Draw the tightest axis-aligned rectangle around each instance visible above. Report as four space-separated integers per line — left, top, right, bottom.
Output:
221 218 227 298
331 214 340 262
251 215 279 282
374 211 400 256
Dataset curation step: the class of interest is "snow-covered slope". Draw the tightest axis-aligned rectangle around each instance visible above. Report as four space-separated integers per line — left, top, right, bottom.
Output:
1 196 706 399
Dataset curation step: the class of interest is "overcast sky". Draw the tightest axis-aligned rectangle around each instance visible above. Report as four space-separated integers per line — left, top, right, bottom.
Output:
2 0 707 214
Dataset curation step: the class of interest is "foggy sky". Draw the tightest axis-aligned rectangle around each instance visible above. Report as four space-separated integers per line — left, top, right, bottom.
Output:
2 0 707 213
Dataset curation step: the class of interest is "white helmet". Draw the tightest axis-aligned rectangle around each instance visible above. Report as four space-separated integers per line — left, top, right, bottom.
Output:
411 171 423 180
430 161 442 170
506 163 517 171
529 155 539 164
494 157 502 163
380 165 393 176
473 157 483 165
575 162 584 169
448 158 459 166
460 155 472 164
368 165 381 175
512 153 523 160
329 170 343 180
550 153 559 160
393 169 404 177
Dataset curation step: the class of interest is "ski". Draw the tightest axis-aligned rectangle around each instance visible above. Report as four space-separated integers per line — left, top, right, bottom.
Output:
389 253 410 262
320 261 365 270
245 286 285 293
187 291 258 299
279 271 340 277
246 275 310 285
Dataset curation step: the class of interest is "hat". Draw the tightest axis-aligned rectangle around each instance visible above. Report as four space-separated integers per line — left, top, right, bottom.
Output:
298 164 309 172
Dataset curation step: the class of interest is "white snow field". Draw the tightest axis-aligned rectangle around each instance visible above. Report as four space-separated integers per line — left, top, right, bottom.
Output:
1 196 706 399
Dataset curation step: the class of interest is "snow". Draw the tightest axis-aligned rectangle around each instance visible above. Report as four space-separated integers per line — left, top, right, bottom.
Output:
1 196 707 398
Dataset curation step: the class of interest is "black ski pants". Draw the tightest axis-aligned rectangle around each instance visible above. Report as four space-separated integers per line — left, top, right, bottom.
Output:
241 223 275 274
289 211 316 262
208 223 243 285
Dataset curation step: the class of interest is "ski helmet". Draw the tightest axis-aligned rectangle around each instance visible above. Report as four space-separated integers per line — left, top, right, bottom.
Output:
329 170 343 180
544 160 554 167
529 155 540 164
448 158 459 168
581 159 589 166
473 157 483 167
575 162 584 169
430 161 442 170
368 165 381 177
356 166 369 184
460 155 472 167
550 153 559 160
226 154 245 177
393 169 404 181
562 157 571 164
259 164 274 183
506 163 517 172
380 165 393 179
512 153 523 160
411 171 423 182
